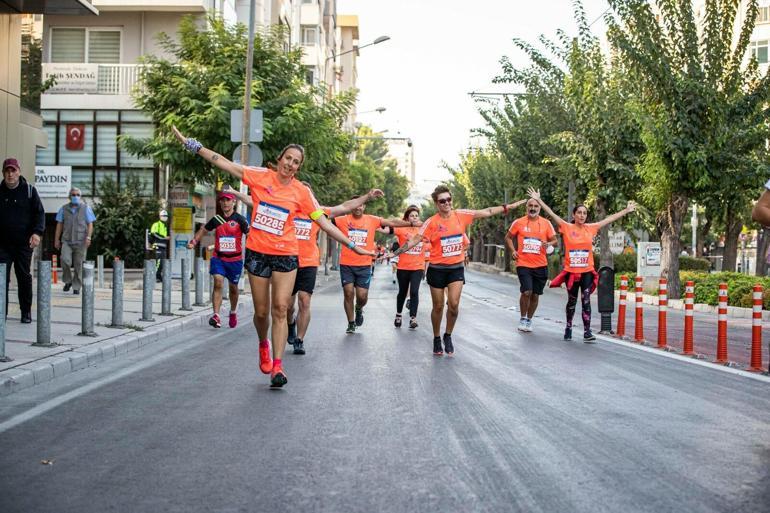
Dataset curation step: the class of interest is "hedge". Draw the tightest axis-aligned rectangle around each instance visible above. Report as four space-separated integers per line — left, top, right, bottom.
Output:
611 271 770 309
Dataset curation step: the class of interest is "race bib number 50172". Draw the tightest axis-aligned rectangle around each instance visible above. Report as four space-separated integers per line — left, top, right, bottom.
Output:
252 202 289 236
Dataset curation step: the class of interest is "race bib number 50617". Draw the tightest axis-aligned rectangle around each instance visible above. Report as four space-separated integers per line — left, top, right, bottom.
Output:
252 202 289 236
440 235 463 257
569 249 590 268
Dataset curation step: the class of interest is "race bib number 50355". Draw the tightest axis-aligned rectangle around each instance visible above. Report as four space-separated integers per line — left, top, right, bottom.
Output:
253 202 289 236
218 236 236 252
440 235 463 257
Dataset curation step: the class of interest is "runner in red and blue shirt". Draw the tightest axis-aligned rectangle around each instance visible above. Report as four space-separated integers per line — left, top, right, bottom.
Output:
188 191 249 329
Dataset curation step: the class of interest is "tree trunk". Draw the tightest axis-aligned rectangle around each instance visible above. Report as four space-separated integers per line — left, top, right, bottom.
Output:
695 216 711 258
722 204 742 273
594 197 614 268
657 194 688 299
756 227 770 276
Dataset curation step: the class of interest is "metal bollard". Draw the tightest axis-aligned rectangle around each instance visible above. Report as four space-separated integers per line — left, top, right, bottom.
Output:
617 275 628 338
109 259 124 328
0 263 11 361
79 261 97 336
715 283 729 364
141 259 155 321
33 260 55 347
682 281 695 355
749 284 764 372
161 258 172 315
634 276 644 343
180 258 192 311
194 257 205 306
657 278 668 349
97 254 104 289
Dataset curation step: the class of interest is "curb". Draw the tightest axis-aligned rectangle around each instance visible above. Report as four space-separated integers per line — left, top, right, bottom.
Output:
466 262 770 321
0 311 210 397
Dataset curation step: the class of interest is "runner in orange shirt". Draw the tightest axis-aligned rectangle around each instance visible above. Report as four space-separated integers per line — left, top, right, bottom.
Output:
504 198 558 333
333 202 414 334
172 127 373 387
394 185 525 355
228 185 384 355
529 188 636 343
384 205 425 329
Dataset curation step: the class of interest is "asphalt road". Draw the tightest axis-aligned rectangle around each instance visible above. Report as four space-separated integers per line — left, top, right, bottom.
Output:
1 267 768 513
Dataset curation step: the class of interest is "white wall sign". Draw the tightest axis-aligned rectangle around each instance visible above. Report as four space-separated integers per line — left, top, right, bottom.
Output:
35 166 72 198
609 231 627 255
42 63 99 94
637 241 662 277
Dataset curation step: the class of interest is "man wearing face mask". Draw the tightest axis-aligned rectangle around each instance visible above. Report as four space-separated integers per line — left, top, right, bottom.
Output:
150 210 170 282
0 158 45 323
504 197 558 333
54 187 96 295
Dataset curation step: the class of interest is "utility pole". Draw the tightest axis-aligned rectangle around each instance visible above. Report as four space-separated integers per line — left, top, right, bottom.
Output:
240 0 256 169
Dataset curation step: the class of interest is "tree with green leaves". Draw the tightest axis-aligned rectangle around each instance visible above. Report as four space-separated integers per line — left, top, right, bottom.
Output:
122 15 356 206
607 0 770 296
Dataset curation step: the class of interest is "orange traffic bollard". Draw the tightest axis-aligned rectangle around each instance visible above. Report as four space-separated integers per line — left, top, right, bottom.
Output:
52 254 58 285
617 275 628 338
715 283 729 364
634 276 644 343
682 281 695 355
749 284 764 372
657 278 667 349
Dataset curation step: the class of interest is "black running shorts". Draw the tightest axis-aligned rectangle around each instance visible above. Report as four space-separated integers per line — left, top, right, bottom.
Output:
516 266 549 295
426 266 465 289
292 266 318 295
244 249 298 278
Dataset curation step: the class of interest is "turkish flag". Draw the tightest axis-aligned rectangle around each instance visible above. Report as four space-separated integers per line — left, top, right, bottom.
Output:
66 124 85 151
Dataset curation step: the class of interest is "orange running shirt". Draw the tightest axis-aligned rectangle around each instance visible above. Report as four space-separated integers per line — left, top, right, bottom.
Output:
508 216 556 269
295 207 331 268
418 210 475 266
242 166 322 256
393 227 424 271
559 222 599 273
334 214 383 266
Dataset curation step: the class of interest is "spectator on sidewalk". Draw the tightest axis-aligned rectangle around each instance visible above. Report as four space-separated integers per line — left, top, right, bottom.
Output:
149 210 170 282
54 187 95 295
0 157 45 323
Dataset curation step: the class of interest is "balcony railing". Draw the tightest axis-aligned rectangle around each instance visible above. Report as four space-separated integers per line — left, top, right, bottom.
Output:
42 63 143 95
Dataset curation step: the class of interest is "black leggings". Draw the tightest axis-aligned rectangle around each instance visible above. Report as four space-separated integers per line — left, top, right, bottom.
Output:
566 272 594 331
396 269 424 317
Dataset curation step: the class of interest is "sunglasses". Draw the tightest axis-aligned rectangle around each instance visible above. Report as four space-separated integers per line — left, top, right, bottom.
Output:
437 197 452 205
71 193 81 197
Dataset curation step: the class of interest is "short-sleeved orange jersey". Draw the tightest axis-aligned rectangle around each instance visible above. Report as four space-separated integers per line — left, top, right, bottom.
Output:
334 214 383 266
559 222 599 273
393 226 424 271
294 207 331 268
508 216 556 269
242 167 322 256
418 209 475 266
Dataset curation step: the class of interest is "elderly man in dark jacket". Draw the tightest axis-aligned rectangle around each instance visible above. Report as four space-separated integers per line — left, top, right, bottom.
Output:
0 158 45 323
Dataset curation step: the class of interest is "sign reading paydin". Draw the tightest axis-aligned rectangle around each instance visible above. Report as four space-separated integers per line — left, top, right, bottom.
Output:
35 166 72 198
42 63 99 94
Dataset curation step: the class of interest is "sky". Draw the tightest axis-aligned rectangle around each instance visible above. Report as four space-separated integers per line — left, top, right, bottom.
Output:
336 0 610 195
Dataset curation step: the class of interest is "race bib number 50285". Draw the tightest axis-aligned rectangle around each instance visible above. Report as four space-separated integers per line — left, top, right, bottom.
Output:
440 235 463 257
252 202 289 236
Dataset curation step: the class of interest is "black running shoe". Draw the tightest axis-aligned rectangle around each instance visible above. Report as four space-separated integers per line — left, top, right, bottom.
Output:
583 331 596 343
432 336 443 355
346 322 356 334
443 333 454 355
405 298 411 310
288 321 297 344
409 318 418 329
293 338 305 355
355 308 364 327
564 327 572 340
394 314 402 328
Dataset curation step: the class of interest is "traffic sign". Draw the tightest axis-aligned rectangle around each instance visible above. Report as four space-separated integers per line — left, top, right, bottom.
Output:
230 109 263 142
232 143 263 167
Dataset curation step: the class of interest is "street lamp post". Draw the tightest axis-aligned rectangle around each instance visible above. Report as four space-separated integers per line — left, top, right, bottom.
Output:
325 35 390 84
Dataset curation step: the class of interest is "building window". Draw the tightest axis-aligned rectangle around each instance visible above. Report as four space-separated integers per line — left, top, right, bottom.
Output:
751 40 768 64
301 26 317 46
758 6 770 24
50 27 120 63
302 0 314 3
305 66 315 86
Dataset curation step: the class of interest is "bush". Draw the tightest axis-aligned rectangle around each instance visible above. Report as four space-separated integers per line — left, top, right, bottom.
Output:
679 256 711 271
613 252 637 273
91 176 161 268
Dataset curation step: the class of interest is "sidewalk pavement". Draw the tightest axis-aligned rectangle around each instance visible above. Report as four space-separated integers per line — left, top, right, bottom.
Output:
0 275 217 396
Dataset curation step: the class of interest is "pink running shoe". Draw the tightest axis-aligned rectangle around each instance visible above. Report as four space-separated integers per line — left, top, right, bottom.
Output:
229 311 237 328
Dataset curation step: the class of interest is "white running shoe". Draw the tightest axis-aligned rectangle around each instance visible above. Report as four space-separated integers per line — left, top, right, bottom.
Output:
523 318 533 332
517 318 529 332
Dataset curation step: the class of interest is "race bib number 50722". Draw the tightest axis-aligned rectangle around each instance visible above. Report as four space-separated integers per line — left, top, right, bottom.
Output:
252 202 289 236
